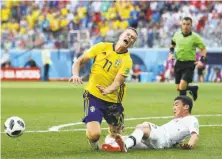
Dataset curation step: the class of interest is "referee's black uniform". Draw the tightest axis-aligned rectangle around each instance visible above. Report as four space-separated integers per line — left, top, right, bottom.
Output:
170 30 206 101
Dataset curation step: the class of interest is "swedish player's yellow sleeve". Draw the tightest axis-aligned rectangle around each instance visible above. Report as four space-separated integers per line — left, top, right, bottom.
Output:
84 42 105 59
118 58 132 77
195 35 206 49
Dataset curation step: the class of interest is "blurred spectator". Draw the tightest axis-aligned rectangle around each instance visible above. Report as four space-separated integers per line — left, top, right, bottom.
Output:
67 17 80 31
214 67 222 82
156 73 165 82
1 61 11 68
129 5 140 28
147 25 154 48
1 49 11 68
1 1 222 49
196 53 205 82
40 15 50 33
1 4 10 23
164 60 175 82
3 40 12 50
42 46 52 81
132 64 142 82
24 56 37 68
197 67 205 82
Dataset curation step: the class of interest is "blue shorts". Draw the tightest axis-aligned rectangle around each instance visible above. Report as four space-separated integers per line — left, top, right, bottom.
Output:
82 91 124 128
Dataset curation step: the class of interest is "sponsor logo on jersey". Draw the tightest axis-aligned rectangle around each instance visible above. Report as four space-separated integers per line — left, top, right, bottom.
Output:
124 68 130 75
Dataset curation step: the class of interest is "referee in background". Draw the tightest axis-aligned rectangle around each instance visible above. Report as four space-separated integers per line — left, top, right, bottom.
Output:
168 17 207 101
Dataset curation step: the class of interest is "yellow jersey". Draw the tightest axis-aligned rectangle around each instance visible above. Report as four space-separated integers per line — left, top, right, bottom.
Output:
84 42 132 103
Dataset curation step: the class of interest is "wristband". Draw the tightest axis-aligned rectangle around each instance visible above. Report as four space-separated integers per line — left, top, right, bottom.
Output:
170 47 174 53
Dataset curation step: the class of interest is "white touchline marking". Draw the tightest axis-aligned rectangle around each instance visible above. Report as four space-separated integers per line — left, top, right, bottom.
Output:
48 122 83 132
1 125 222 134
48 114 222 132
1 114 222 134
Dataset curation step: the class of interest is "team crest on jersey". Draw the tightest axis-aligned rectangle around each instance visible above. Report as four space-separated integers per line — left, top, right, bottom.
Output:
115 59 121 67
90 106 95 112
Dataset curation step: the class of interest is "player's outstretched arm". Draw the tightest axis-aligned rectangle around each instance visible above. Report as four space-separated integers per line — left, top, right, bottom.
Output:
97 74 126 95
69 54 91 84
180 132 198 150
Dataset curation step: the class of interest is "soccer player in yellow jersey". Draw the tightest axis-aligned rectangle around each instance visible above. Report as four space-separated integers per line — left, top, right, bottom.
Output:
69 27 138 150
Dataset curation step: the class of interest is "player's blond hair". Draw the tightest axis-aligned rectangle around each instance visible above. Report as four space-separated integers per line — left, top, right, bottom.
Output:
126 27 138 35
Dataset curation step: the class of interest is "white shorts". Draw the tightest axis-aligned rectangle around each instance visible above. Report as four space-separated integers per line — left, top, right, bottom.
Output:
134 122 170 149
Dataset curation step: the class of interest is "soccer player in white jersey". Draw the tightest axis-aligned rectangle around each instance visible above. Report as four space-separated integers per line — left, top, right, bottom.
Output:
102 95 199 152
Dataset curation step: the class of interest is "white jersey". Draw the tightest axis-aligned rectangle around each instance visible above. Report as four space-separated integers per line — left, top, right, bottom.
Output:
135 115 199 149
162 115 199 146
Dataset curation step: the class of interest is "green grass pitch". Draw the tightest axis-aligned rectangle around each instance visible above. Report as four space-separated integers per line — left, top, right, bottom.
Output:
1 82 222 159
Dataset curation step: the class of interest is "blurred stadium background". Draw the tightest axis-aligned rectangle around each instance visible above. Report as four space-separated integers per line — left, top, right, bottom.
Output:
1 0 222 82
1 1 222 159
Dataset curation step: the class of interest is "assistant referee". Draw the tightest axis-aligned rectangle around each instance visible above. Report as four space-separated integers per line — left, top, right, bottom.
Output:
168 17 207 101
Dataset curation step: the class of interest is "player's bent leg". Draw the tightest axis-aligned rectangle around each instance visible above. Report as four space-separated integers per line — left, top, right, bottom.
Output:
82 91 105 150
139 122 151 139
116 122 151 152
86 121 101 142
86 121 101 150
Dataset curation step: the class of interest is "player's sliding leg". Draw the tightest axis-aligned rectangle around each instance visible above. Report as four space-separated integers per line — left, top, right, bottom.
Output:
86 121 101 150
116 122 151 152
102 134 121 152
102 125 122 152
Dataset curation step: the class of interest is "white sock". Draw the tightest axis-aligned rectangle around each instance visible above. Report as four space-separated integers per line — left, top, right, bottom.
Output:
125 137 134 149
125 129 144 149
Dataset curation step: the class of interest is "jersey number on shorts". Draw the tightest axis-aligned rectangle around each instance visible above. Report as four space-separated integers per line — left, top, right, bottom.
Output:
103 59 112 72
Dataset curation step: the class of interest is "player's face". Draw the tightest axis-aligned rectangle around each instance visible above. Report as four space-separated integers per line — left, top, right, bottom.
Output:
181 20 192 34
118 29 137 48
173 100 188 118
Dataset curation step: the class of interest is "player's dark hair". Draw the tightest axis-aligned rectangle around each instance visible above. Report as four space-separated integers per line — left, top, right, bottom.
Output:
174 95 193 113
182 17 192 24
127 27 138 35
